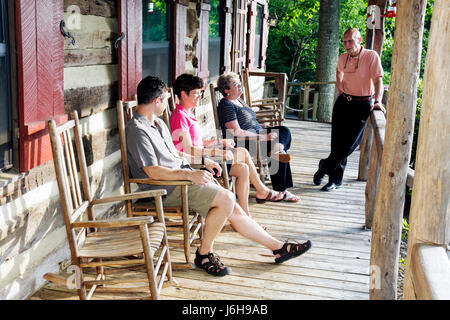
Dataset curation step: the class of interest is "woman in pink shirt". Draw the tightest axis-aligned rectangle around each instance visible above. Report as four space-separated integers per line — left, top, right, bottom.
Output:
170 74 285 218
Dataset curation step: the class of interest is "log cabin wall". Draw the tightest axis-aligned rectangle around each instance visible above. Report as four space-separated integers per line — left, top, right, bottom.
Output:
0 0 270 299
0 0 124 300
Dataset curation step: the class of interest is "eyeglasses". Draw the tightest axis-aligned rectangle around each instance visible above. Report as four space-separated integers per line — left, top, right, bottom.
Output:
344 47 362 73
190 90 205 99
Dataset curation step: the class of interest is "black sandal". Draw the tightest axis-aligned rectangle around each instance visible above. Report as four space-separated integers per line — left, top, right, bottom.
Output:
273 240 312 264
194 249 231 277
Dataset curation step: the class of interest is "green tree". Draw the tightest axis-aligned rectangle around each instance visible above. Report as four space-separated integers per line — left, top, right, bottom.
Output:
266 0 320 82
267 0 368 82
315 0 340 122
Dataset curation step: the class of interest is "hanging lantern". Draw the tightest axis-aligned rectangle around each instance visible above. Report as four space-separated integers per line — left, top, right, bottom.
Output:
366 4 381 29
383 0 397 18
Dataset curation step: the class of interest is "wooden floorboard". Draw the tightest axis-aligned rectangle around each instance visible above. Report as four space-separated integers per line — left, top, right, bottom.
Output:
29 120 371 300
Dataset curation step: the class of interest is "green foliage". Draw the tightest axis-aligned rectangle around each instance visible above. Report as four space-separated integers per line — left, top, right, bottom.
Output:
266 0 320 81
401 218 409 241
267 0 368 81
267 0 434 169
209 0 220 38
143 0 168 42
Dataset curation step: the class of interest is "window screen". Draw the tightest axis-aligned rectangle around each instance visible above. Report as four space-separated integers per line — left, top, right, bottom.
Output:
254 3 264 69
142 0 172 84
208 0 221 78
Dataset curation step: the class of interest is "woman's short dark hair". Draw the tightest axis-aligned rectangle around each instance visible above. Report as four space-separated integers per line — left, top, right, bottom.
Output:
173 73 204 99
137 76 169 105
217 72 240 97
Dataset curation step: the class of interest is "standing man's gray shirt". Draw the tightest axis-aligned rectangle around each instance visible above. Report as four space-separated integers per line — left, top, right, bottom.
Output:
126 111 193 195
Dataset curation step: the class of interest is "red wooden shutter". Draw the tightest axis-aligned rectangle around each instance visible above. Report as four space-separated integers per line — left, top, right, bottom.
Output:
173 0 189 82
232 0 247 73
259 2 269 68
15 0 65 172
197 0 211 81
118 0 143 101
222 0 233 74
247 1 257 70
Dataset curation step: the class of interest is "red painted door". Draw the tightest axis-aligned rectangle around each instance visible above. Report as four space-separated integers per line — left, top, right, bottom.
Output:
118 0 143 101
172 0 189 82
15 0 65 172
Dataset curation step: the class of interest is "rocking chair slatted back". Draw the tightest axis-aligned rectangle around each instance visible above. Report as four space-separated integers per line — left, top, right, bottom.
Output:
48 110 173 300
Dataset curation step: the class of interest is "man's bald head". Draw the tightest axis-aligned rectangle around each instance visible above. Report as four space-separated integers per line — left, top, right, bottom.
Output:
343 28 362 56
343 28 362 41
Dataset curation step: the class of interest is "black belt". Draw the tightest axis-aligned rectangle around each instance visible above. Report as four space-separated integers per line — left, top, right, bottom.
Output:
342 93 373 102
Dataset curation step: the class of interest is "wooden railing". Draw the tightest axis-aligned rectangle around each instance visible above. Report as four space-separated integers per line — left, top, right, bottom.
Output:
409 244 450 299
363 110 450 300
285 81 336 121
363 110 415 229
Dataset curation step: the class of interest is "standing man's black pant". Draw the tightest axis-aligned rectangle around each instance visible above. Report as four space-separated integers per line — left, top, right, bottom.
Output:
321 94 372 184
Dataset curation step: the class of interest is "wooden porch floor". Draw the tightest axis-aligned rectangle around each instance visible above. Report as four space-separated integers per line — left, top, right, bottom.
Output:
30 119 371 300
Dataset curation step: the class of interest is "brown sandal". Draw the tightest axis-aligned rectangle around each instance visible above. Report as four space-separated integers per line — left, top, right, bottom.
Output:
256 190 285 203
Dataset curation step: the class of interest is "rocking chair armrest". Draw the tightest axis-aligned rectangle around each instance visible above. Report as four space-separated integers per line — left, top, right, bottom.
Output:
190 164 205 170
253 102 283 108
72 216 155 229
90 189 167 206
252 99 280 105
257 118 283 124
255 111 279 118
234 136 260 142
129 178 194 186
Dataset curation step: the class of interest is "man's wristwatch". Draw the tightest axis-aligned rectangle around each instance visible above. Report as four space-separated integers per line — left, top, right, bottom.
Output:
374 100 381 105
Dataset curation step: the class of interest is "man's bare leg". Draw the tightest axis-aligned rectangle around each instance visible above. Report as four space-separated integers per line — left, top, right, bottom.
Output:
228 203 283 251
198 189 235 256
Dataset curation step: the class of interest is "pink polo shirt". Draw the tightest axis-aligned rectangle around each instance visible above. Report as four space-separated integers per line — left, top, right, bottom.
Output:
169 104 204 152
337 47 383 96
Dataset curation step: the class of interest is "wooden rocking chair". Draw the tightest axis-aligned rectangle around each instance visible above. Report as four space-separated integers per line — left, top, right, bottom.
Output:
47 111 172 300
241 68 285 127
116 98 203 269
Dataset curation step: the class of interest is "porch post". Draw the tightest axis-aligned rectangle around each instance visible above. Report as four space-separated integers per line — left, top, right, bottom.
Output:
369 0 427 300
403 0 450 299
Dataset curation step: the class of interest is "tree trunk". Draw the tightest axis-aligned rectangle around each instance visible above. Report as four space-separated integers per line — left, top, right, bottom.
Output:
315 0 340 123
373 0 387 56
369 0 427 300
403 0 450 299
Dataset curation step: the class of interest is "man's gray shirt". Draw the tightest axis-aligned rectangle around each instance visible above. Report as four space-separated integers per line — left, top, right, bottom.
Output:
126 111 193 195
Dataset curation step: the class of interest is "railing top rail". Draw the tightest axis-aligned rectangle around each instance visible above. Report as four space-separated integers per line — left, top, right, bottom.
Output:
287 81 337 86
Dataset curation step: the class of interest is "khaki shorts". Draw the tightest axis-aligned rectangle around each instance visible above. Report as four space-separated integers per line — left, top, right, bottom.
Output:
162 179 225 218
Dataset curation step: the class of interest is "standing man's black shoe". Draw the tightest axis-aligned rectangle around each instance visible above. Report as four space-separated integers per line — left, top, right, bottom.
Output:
313 159 325 185
321 182 342 191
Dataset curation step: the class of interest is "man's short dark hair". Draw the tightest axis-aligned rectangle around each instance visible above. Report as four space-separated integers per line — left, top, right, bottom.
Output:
137 76 169 105
173 73 204 99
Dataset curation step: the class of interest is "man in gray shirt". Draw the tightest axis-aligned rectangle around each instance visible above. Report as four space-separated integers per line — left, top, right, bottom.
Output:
126 76 311 277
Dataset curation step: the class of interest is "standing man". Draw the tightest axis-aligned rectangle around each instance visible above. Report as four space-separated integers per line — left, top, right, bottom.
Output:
314 28 385 191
